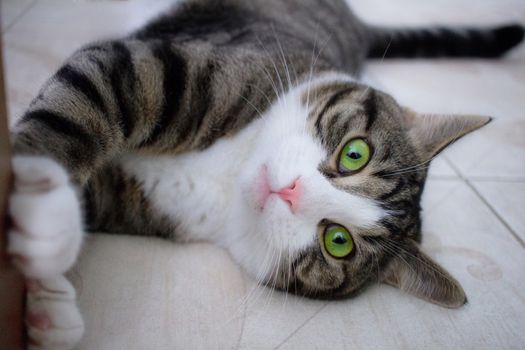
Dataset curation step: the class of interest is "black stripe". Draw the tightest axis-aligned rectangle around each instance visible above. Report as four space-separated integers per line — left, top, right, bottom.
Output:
371 25 524 59
363 90 377 131
55 65 107 114
331 265 351 296
142 42 187 146
315 86 354 136
200 81 256 149
297 254 316 280
371 169 397 180
220 28 255 46
87 55 108 75
379 147 392 163
384 199 412 218
380 219 401 237
405 173 422 190
22 109 92 144
326 113 341 133
491 25 525 57
109 42 136 138
81 44 109 74
183 60 216 144
405 221 421 241
82 183 97 229
378 178 404 201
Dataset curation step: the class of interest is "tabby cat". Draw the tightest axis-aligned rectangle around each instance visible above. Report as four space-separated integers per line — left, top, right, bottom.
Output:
7 0 524 348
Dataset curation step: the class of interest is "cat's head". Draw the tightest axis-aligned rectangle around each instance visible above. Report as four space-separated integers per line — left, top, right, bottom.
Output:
231 73 490 308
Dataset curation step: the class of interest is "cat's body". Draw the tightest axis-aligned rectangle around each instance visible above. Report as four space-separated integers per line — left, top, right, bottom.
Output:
7 0 524 348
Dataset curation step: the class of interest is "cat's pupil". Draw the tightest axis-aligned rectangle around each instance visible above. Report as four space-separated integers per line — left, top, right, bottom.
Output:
348 152 361 160
333 236 347 245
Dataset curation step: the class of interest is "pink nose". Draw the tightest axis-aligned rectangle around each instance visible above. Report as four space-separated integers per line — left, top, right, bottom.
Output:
277 178 302 213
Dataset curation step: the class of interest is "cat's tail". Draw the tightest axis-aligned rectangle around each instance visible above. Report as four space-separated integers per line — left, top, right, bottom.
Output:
367 24 524 59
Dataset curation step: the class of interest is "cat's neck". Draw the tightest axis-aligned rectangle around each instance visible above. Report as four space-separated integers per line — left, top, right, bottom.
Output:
120 112 263 239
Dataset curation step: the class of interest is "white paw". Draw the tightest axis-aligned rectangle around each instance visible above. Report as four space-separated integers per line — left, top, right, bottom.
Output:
8 155 83 278
26 275 84 350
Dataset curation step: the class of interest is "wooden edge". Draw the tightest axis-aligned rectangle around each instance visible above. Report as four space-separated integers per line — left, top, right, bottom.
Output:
0 18 26 350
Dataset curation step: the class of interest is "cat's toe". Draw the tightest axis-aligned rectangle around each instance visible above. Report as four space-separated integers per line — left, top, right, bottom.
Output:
7 155 83 278
26 276 84 350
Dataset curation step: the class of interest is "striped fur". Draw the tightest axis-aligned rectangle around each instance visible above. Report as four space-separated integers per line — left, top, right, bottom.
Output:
368 24 525 58
10 0 523 310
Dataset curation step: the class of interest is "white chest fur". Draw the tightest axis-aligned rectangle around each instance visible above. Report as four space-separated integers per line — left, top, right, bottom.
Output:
120 119 263 242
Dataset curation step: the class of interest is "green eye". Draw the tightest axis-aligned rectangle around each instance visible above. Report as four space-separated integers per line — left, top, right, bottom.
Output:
338 138 371 173
323 224 354 258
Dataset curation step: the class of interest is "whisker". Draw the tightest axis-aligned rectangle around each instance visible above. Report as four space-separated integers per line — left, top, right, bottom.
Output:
255 35 286 101
359 37 393 99
246 83 273 106
251 58 282 104
381 237 455 284
304 29 333 136
375 239 422 292
380 154 439 177
235 93 265 119
271 24 293 92
380 165 431 177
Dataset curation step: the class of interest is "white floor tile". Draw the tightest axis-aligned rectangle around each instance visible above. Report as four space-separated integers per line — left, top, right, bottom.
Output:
1 0 34 32
364 60 525 119
445 118 525 179
71 237 246 350
427 155 457 179
472 181 525 243
348 0 525 27
4 0 175 123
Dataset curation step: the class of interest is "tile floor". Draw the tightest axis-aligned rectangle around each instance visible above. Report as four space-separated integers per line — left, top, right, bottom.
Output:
2 0 525 349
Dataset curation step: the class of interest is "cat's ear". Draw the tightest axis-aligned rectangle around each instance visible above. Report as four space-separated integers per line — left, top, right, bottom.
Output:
403 109 492 160
380 242 466 308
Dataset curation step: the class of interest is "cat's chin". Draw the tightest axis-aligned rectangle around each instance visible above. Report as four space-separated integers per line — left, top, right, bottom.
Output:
260 195 295 218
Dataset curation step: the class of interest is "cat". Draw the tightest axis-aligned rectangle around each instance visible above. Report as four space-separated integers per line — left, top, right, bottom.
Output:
6 0 524 348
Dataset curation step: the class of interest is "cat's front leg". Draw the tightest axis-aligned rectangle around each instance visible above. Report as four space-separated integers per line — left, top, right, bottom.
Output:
8 156 82 277
25 276 84 350
7 155 84 349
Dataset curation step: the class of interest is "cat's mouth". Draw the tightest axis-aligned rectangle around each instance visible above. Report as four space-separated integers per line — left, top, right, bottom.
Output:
253 165 302 213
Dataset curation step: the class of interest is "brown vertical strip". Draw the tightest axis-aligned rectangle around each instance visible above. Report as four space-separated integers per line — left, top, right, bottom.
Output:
0 29 26 349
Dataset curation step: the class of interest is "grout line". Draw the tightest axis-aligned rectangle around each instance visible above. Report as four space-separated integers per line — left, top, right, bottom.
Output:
427 176 460 181
443 156 463 180
446 159 525 250
274 303 328 349
468 177 525 183
2 0 38 34
466 181 525 250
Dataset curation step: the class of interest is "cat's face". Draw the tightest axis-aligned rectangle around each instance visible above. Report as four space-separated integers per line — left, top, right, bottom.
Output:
232 73 490 308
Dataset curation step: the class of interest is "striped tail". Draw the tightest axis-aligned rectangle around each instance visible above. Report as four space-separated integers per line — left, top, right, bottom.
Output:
368 24 524 59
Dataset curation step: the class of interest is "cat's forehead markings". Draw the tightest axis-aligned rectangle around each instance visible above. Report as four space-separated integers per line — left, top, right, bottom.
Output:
300 82 356 107
295 72 356 97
